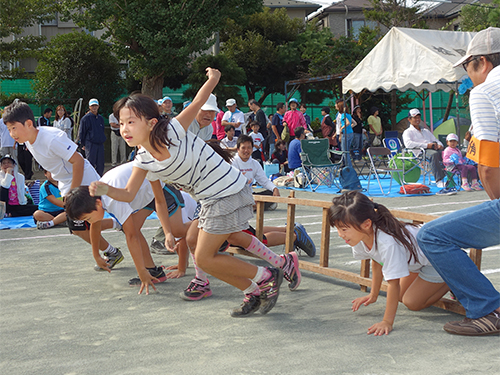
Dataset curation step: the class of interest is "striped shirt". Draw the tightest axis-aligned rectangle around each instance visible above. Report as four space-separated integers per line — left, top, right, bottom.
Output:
133 118 247 202
469 65 500 142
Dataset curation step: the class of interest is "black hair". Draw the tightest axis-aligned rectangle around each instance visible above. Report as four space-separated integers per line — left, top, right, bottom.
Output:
206 139 233 163
248 99 261 108
113 93 174 153
224 124 235 132
237 134 253 149
329 191 419 264
43 108 53 114
64 186 100 221
471 52 500 70
321 106 330 114
2 100 36 126
295 127 305 139
276 102 285 111
300 103 307 109
370 106 379 116
249 120 260 129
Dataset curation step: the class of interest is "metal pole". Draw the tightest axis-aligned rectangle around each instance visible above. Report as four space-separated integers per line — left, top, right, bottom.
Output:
455 82 460 140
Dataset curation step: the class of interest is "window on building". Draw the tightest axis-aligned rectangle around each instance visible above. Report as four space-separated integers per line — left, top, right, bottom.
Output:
346 19 377 38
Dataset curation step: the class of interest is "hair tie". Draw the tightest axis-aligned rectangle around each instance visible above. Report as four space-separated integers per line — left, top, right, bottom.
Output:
373 202 379 212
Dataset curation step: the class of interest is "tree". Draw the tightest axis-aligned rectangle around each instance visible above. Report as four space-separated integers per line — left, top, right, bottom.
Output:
33 31 124 115
221 7 305 103
364 0 427 29
60 0 262 98
459 0 500 31
0 0 59 79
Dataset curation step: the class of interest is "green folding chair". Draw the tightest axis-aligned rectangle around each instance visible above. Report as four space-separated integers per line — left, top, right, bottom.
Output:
300 139 342 191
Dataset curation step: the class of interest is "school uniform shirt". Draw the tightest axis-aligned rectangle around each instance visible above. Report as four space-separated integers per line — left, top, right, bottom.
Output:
38 180 62 212
351 225 430 281
250 132 264 152
133 118 247 202
26 127 100 196
99 162 155 226
231 154 276 192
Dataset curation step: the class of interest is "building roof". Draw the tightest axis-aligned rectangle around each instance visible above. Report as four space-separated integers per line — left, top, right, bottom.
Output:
264 0 323 9
322 0 373 12
423 0 493 19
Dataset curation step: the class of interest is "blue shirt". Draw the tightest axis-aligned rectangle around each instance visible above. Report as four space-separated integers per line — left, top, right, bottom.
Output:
288 138 302 170
340 113 353 135
39 180 62 212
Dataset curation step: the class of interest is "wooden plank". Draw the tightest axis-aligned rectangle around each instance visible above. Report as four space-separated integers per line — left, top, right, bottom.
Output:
320 207 330 267
255 201 264 241
226 247 260 258
360 259 371 292
469 248 482 271
285 191 296 254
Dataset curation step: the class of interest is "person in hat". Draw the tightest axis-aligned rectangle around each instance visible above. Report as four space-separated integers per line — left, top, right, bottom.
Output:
417 27 500 336
442 133 482 191
187 94 219 141
78 99 106 176
402 108 447 188
161 96 177 117
221 98 245 137
0 154 38 217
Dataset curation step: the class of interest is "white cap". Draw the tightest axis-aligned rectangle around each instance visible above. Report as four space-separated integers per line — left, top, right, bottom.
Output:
226 98 236 107
454 27 500 68
162 96 172 103
89 98 99 106
200 94 220 112
446 133 459 142
408 108 421 117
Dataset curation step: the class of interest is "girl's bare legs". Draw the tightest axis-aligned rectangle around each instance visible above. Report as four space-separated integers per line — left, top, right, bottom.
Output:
401 275 449 311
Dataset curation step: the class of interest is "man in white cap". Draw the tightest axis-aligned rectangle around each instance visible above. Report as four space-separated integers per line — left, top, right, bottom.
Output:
161 96 177 117
187 94 219 141
222 98 245 137
418 27 500 336
403 108 446 189
78 99 106 176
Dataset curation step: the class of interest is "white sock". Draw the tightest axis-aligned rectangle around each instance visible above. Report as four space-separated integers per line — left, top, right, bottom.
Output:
243 281 260 296
105 244 118 255
191 253 208 282
47 220 54 228
251 266 271 284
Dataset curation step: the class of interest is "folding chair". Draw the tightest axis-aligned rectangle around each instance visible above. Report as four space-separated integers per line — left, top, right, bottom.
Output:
367 147 407 195
300 139 341 191
383 137 402 156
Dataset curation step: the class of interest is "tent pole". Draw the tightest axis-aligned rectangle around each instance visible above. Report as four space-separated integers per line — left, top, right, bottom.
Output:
422 90 427 127
284 81 288 110
455 82 460 140
429 92 434 132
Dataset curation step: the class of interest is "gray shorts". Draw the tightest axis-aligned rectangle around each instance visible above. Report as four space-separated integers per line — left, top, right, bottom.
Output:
417 264 444 284
197 185 254 235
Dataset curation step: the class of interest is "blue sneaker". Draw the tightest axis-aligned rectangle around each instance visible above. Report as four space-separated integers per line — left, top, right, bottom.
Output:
436 187 458 196
294 223 316 257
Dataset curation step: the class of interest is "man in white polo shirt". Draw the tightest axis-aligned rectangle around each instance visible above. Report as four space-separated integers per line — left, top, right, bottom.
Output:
418 27 500 336
222 98 245 137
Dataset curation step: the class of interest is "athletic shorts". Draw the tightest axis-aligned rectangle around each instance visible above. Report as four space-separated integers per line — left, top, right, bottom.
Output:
417 264 444 284
67 218 91 232
144 184 184 217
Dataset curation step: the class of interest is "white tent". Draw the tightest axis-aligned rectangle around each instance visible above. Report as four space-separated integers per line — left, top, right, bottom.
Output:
342 27 477 94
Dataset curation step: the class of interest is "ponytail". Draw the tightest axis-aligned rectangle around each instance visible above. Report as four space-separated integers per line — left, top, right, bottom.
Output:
206 139 234 164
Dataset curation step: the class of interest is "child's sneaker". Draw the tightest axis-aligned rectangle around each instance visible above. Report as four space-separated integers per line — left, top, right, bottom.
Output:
257 267 284 315
36 221 53 230
128 266 167 286
436 187 457 196
471 182 483 191
150 238 173 255
94 248 124 271
180 278 212 301
461 182 472 191
280 252 301 291
230 293 261 317
294 223 316 257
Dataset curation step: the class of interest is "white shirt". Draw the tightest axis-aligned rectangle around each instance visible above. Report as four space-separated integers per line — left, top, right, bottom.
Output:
402 125 443 156
187 118 213 142
351 226 430 281
109 113 119 129
26 127 99 195
222 109 245 133
0 119 15 148
250 132 264 152
469 65 500 143
231 154 276 192
133 118 246 202
99 162 154 226
220 136 237 149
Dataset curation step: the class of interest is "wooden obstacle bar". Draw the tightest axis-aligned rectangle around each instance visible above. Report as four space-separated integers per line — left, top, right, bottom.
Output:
227 191 484 316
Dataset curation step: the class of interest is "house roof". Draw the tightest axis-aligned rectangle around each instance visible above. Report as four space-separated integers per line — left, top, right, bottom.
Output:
264 0 323 9
423 0 493 19
322 0 373 12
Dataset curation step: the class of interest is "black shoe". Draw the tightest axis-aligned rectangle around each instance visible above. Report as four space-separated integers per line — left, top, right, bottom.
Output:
128 266 167 286
230 294 261 317
257 267 284 315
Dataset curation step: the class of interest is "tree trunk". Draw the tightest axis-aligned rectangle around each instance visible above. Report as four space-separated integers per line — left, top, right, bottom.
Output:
390 90 397 130
443 90 454 122
141 74 164 99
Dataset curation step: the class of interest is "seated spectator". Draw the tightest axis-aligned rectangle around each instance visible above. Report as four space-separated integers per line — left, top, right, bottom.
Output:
403 109 446 188
220 124 237 151
442 133 482 191
0 155 38 217
271 140 289 173
33 167 67 229
288 127 306 170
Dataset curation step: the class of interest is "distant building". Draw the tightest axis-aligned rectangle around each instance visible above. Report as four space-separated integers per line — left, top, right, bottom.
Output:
422 0 494 30
265 0 322 19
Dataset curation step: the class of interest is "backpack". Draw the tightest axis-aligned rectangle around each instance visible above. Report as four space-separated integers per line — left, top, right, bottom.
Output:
339 166 362 191
399 183 430 195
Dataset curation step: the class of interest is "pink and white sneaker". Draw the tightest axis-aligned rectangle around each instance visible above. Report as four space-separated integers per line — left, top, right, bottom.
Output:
180 278 212 301
461 183 472 191
471 182 483 191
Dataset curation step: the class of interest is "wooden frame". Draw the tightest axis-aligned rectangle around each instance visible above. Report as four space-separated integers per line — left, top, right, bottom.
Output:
227 191 484 315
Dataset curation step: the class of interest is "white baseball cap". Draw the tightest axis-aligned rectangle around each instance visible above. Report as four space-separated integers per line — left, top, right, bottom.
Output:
89 98 99 106
408 108 421 117
162 96 172 103
454 27 500 68
226 98 236 107
446 133 459 142
200 94 220 112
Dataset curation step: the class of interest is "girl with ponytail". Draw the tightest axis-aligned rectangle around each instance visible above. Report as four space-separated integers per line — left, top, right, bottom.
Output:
329 191 449 335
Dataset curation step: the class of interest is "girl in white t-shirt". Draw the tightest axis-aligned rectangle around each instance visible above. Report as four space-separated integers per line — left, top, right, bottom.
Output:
90 68 285 317
329 191 449 336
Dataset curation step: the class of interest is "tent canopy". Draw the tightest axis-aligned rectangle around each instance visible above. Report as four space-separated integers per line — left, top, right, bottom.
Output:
342 27 477 94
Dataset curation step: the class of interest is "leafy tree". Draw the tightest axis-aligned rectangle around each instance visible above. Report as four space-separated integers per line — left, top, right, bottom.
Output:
60 0 262 98
0 0 58 79
33 31 124 115
364 0 427 29
221 7 305 103
459 0 500 31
